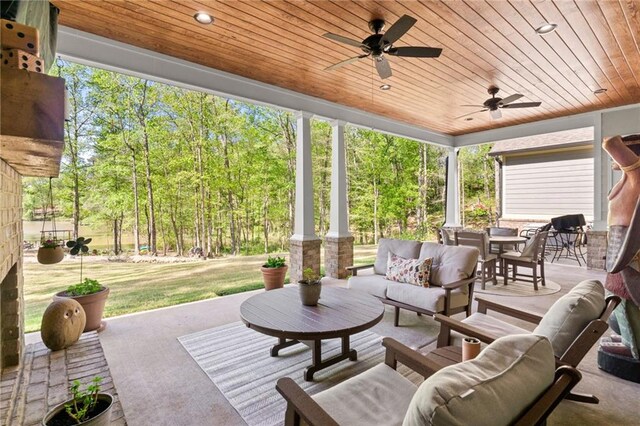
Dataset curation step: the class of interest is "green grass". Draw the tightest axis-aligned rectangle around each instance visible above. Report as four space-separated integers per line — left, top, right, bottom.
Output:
24 245 378 333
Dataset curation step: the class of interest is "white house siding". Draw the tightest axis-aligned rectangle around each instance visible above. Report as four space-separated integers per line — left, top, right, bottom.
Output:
502 148 594 220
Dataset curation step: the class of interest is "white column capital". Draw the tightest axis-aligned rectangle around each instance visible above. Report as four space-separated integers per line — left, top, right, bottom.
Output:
330 119 347 127
295 110 314 120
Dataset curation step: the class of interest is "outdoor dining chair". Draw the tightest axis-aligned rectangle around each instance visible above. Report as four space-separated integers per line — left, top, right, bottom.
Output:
500 231 549 290
455 230 497 290
486 226 519 254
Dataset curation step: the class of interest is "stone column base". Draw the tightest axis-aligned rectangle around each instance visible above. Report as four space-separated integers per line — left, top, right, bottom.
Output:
289 238 322 284
324 235 354 279
587 230 607 270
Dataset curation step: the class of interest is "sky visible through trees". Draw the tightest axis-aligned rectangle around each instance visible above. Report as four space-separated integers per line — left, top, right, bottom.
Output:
23 60 496 256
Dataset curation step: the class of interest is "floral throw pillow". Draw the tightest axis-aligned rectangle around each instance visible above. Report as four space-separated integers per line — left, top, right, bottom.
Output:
386 253 432 287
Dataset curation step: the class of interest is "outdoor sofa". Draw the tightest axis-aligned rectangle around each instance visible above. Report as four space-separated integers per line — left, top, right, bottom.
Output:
347 238 479 324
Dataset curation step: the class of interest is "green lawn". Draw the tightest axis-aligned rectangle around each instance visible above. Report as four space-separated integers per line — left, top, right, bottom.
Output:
24 246 377 333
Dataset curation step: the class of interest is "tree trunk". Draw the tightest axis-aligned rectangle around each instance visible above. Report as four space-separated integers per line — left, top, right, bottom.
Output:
130 150 141 255
373 178 379 244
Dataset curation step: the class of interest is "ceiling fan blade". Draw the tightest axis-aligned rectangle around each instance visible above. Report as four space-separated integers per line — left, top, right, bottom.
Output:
375 56 392 80
325 55 368 71
499 94 524 105
323 33 364 48
460 104 486 108
502 102 542 109
387 46 442 58
490 109 503 120
455 109 487 119
382 15 417 45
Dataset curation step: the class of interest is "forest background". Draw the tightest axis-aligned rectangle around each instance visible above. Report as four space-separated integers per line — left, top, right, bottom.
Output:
23 61 497 256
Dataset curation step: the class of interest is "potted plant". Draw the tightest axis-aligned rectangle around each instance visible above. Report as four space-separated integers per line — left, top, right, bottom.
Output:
37 239 65 265
42 377 113 426
298 267 322 306
260 255 288 291
54 237 109 332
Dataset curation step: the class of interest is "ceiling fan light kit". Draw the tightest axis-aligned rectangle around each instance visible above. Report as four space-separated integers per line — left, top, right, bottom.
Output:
323 14 442 80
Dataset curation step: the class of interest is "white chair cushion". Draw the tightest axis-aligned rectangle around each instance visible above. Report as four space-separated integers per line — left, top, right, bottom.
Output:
348 273 390 298
313 363 418 426
374 239 423 275
403 334 555 426
450 312 530 346
419 242 479 289
386 282 468 313
500 250 533 263
533 279 605 357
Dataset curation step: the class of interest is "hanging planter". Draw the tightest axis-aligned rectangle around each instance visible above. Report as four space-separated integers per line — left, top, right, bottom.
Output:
37 240 64 265
37 178 65 265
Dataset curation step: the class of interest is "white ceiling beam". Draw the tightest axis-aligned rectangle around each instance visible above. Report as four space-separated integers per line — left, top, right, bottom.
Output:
57 26 453 147
453 103 640 147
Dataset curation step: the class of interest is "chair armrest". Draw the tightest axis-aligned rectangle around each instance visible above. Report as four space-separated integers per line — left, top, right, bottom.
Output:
276 378 339 426
475 297 544 324
440 275 475 290
345 264 374 276
434 314 498 345
382 337 441 379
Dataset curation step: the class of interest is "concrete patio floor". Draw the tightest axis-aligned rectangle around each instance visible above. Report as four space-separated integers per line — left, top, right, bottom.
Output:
25 263 640 425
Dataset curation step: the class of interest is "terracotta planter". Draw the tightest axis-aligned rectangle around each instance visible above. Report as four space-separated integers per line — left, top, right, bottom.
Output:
298 281 321 306
42 393 113 426
55 287 109 332
37 246 64 265
260 266 288 290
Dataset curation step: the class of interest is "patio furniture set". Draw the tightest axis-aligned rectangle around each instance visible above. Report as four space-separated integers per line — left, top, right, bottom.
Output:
239 233 618 425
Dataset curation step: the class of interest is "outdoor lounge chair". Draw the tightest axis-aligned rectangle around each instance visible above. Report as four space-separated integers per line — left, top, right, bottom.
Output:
435 279 621 404
276 334 582 426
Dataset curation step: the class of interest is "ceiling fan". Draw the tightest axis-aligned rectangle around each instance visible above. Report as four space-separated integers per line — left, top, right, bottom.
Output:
457 86 542 120
323 15 442 80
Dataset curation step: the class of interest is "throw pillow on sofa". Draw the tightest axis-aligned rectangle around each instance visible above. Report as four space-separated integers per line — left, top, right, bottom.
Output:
386 253 432 287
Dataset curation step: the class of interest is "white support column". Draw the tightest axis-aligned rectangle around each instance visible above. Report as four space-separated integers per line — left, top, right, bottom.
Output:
325 120 353 278
444 147 461 227
327 120 350 238
290 111 321 282
592 112 608 231
292 111 315 239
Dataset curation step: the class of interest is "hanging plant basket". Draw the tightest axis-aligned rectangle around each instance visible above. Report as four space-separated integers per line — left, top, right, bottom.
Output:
37 246 64 265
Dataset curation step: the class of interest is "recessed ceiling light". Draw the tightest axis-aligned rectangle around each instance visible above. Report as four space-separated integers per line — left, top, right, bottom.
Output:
380 84 391 91
464 117 474 121
194 12 214 25
594 88 608 95
535 23 557 35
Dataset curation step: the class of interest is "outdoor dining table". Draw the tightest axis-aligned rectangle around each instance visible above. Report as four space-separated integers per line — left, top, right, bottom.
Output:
488 235 528 276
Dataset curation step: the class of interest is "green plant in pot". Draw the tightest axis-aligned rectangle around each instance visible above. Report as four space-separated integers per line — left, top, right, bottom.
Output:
261 255 288 291
298 267 322 306
42 376 113 426
54 237 109 332
37 239 65 265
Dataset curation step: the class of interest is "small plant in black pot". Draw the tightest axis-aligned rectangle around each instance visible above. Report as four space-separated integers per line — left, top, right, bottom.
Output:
42 377 113 426
54 237 110 332
298 268 322 306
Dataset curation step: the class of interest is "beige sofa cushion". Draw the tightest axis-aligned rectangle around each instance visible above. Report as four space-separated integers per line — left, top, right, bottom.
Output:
348 273 390 298
403 334 555 426
451 312 530 346
313 363 418 426
419 242 479 288
533 279 605 357
386 282 468 313
374 238 422 275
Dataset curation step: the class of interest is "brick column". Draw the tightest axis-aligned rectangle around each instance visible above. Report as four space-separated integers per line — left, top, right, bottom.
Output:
587 230 607 270
325 236 354 279
1 159 24 369
290 238 322 283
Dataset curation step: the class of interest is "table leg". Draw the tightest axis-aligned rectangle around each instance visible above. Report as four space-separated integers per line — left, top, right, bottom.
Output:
303 336 358 381
271 337 301 357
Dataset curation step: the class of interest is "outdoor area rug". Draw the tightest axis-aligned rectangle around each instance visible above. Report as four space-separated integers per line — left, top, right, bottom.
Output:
475 278 561 297
179 321 423 426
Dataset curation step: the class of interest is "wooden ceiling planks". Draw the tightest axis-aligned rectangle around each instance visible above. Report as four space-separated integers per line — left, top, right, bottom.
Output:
53 0 640 136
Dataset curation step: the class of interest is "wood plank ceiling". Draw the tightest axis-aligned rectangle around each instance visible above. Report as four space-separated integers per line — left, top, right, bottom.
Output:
53 0 640 136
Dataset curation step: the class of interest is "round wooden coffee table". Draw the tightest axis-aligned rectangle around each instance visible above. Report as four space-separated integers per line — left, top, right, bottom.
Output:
240 286 384 381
